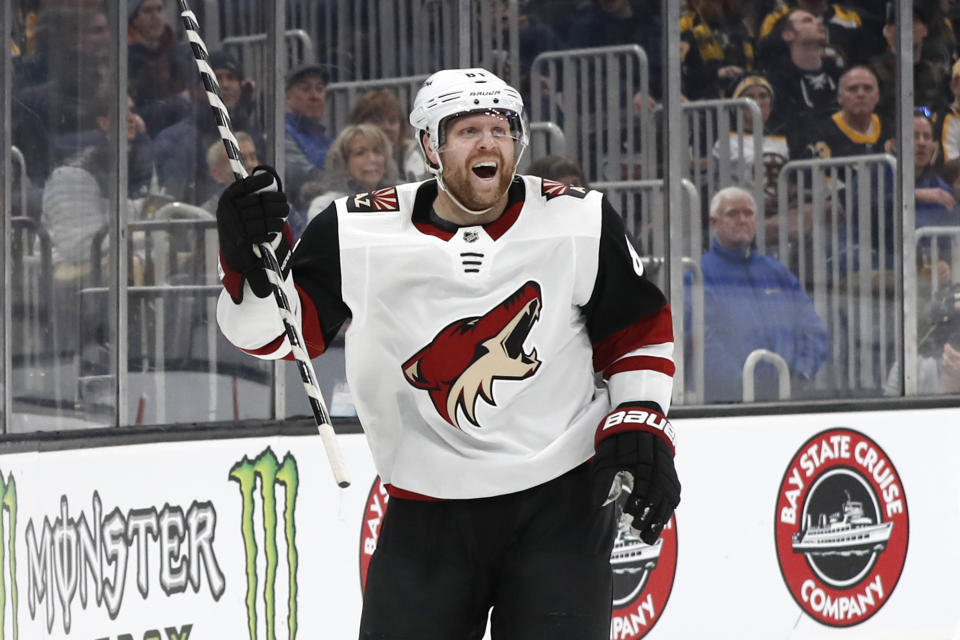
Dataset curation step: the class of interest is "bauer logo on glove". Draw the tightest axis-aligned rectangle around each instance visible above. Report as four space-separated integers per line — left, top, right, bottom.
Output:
600 408 677 449
591 404 681 545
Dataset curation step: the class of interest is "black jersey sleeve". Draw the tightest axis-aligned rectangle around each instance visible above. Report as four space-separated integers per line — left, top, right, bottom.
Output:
582 197 674 404
289 203 352 356
582 197 670 344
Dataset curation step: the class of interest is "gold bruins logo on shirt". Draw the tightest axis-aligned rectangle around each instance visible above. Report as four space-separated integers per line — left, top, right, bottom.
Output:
809 141 832 159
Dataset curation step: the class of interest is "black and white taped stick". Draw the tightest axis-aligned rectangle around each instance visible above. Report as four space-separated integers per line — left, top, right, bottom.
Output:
177 0 350 488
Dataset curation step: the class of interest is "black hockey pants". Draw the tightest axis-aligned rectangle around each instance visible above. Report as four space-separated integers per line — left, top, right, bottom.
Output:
359 462 616 639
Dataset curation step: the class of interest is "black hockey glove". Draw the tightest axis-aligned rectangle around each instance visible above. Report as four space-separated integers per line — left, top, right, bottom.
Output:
216 165 292 302
590 404 681 545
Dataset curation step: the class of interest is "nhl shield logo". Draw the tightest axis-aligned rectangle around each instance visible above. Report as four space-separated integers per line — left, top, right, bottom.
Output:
775 428 909 626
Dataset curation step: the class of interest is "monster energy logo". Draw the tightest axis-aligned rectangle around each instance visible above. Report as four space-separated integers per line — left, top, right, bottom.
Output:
230 448 299 640
0 471 17 640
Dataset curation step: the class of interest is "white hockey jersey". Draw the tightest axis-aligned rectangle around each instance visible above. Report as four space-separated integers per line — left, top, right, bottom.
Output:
217 175 675 499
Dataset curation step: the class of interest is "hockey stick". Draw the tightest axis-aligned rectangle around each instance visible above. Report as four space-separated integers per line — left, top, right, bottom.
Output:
177 1 350 488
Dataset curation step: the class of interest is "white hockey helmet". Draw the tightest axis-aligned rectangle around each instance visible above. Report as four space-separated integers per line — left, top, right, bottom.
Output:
409 67 528 172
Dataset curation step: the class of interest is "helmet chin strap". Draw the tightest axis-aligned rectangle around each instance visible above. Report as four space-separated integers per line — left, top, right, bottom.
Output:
433 156 498 216
428 141 527 218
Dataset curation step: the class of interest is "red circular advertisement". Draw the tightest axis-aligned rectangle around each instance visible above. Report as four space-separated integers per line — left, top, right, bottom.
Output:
359 477 389 591
359 476 677 638
774 428 909 627
609 512 678 639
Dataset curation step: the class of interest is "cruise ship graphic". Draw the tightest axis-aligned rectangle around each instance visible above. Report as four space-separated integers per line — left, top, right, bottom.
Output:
611 522 663 573
792 492 893 556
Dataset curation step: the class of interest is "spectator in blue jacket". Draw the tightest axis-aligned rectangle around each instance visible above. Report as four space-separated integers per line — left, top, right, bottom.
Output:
285 64 335 208
691 186 829 403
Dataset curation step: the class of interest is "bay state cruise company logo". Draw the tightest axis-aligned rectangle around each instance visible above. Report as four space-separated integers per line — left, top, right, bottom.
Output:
775 428 908 626
609 505 677 639
357 478 677 640
230 448 300 640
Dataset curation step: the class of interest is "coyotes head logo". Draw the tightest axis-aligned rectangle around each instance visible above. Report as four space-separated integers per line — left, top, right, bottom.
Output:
402 281 543 429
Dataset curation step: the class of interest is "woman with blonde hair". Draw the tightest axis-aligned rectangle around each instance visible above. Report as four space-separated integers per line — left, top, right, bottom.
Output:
301 123 400 225
349 89 429 181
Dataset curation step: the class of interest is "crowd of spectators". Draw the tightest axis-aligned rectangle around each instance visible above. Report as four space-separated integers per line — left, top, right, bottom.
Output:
9 0 960 402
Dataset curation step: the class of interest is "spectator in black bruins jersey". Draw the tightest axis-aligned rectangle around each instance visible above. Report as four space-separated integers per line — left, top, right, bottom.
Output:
760 9 842 131
713 74 788 197
711 73 811 252
680 0 755 101
870 6 947 129
916 0 957 73
939 60 960 162
757 0 883 66
941 158 960 207
791 65 891 160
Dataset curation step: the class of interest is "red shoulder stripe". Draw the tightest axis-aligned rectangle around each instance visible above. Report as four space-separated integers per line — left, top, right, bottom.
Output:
592 305 674 373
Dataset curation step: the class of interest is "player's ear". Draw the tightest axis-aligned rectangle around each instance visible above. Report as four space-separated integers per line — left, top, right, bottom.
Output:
422 132 440 168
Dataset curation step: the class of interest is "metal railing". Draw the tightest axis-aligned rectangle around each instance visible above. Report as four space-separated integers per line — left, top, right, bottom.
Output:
681 98 765 248
11 146 26 218
78 206 244 422
528 122 566 156
776 154 900 394
912 226 960 391
916 226 960 295
681 256 705 405
215 0 517 84
593 178 702 268
530 45 653 184
469 0 520 89
10 217 55 390
742 349 791 402
518 123 568 174
221 29 315 129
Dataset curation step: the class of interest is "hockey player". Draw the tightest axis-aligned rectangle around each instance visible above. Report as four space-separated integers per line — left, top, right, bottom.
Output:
216 68 680 638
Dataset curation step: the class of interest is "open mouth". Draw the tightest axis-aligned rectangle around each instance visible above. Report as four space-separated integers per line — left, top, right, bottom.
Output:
503 299 541 364
472 161 498 179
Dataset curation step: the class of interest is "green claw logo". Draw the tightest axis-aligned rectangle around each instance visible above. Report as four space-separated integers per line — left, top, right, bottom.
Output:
230 448 300 640
0 471 17 640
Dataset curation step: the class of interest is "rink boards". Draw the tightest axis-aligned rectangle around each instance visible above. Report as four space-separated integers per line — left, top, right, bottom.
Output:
0 406 956 639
